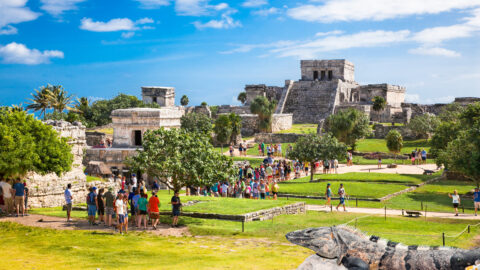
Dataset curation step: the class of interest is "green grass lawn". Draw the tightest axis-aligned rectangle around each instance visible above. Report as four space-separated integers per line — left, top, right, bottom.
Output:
274 124 317 134
356 138 431 154
86 175 105 182
341 155 436 165
231 156 264 167
278 181 407 199
288 172 440 185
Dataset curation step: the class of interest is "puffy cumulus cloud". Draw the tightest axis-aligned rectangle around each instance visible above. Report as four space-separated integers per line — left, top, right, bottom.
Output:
0 42 64 65
287 0 480 22
80 17 154 34
0 0 40 35
409 47 461 57
315 30 344 37
134 0 170 9
242 0 268 8
40 0 86 16
193 11 241 29
252 7 279 16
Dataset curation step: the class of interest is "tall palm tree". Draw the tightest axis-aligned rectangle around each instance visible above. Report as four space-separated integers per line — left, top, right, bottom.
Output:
74 97 90 115
250 96 277 133
49 85 76 113
26 86 53 119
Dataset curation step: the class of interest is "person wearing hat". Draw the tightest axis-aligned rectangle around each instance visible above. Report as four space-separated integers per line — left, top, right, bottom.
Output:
325 183 332 207
86 186 98 226
103 187 115 227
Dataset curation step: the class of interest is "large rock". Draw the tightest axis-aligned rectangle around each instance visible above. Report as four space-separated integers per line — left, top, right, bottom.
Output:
298 255 347 270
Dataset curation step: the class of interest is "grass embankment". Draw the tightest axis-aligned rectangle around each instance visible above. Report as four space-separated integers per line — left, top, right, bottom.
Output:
86 128 113 135
1 211 479 269
86 175 105 182
231 156 264 167
288 172 439 185
274 124 317 134
355 138 431 154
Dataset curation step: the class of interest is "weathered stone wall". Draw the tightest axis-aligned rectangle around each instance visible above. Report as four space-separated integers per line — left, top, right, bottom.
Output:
141 86 175 107
86 131 106 146
185 105 211 118
301 59 355 83
244 202 305 221
254 133 306 143
26 121 89 208
217 105 250 115
372 124 417 139
237 114 293 137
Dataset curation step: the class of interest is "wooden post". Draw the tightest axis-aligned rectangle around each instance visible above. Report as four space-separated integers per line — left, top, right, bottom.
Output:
384 206 387 221
330 204 333 212
468 225 470 234
242 220 244 232
442 232 445 247
355 218 357 229
425 205 427 221
402 209 404 216
356 198 358 208
462 205 464 214
421 201 423 211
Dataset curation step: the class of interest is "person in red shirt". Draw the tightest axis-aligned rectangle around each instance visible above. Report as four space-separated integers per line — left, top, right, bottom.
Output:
148 191 160 229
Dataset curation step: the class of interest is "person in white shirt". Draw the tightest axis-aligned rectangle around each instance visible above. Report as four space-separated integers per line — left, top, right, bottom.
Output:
115 194 126 234
0 180 13 215
448 190 461 216
131 174 138 189
64 184 73 221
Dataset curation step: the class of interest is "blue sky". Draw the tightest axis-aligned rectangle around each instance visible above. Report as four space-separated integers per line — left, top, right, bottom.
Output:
0 0 479 107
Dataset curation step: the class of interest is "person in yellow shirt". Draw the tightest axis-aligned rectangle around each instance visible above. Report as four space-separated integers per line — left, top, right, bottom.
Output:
271 180 279 200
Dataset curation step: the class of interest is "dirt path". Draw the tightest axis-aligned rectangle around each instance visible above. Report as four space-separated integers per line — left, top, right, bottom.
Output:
307 205 480 221
0 214 190 236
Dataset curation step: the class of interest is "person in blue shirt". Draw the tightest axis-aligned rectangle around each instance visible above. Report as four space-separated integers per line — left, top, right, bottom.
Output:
474 187 480 216
13 179 25 217
421 149 428 165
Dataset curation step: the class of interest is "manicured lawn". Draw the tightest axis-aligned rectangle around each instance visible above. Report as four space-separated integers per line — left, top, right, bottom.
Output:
288 172 440 185
355 138 431 154
278 181 407 199
342 156 436 165
0 222 309 270
86 175 105 182
231 156 264 167
274 124 317 134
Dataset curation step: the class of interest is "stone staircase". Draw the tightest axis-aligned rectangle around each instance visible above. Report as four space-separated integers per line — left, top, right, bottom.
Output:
275 80 295 114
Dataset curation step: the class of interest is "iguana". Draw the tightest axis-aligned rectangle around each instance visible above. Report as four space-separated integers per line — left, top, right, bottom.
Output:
286 226 480 270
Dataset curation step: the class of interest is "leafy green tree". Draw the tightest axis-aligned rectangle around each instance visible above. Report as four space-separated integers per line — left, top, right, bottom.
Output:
372 96 386 112
430 121 460 160
438 103 465 122
180 112 213 137
201 101 208 106
180 95 189 106
407 113 440 139
250 96 277 133
228 113 242 144
26 86 53 119
287 133 347 181
210 105 219 118
0 108 73 180
214 114 233 153
127 128 236 193
237 92 247 105
324 108 371 150
385 129 403 163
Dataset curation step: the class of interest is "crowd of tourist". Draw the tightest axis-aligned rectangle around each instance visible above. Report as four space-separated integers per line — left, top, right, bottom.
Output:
0 179 29 217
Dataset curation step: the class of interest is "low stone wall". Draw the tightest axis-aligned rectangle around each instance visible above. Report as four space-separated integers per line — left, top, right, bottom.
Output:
185 105 211 118
272 114 293 132
86 131 106 146
235 114 293 137
373 125 418 139
379 175 443 201
159 202 305 222
255 133 306 143
217 105 250 115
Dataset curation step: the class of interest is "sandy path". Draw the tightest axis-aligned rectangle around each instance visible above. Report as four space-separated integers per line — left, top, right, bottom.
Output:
307 205 480 221
0 214 190 236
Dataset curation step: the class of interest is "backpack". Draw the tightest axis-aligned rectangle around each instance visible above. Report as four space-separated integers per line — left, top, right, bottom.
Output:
87 192 95 205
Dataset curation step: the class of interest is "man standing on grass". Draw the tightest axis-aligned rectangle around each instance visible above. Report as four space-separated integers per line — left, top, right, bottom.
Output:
171 191 181 227
148 191 160 230
64 184 73 222
13 179 25 217
86 187 98 226
115 193 125 234
474 187 480 217
336 183 347 212
104 187 115 227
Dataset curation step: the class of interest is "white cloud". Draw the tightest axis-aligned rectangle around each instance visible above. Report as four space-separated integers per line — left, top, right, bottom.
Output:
175 0 209 16
0 0 40 35
194 11 241 29
80 17 155 33
0 25 18 35
271 30 410 58
0 42 63 65
409 46 460 57
242 0 268 8
220 40 297 54
315 30 344 37
213 3 229 11
287 0 480 23
135 0 170 9
121 32 135 39
253 7 279 16
40 0 86 16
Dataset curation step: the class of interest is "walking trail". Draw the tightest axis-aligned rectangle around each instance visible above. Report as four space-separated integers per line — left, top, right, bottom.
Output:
307 205 480 221
0 214 190 236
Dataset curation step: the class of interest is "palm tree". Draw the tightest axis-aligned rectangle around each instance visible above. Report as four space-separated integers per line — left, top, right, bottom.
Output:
49 85 76 113
74 97 90 115
250 96 277 133
237 92 247 105
26 86 53 119
229 113 242 144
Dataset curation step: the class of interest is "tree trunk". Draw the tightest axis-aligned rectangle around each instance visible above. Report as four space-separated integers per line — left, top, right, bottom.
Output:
310 168 314 182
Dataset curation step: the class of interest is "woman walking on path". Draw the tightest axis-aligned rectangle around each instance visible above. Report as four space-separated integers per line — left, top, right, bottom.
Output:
448 190 461 216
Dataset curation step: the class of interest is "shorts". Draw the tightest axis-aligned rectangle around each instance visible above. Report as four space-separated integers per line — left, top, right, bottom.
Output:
245 193 250 198
272 192 278 196
339 197 345 205
475 202 480 208
105 207 114 215
118 214 125 224
97 206 105 216
172 209 180 217
149 212 160 219
5 198 13 212
260 193 265 199
422 157 426 161
87 205 97 216
453 203 459 208
247 173 252 179
66 203 73 212
139 210 147 215
15 196 24 209
253 193 259 198
266 192 270 196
